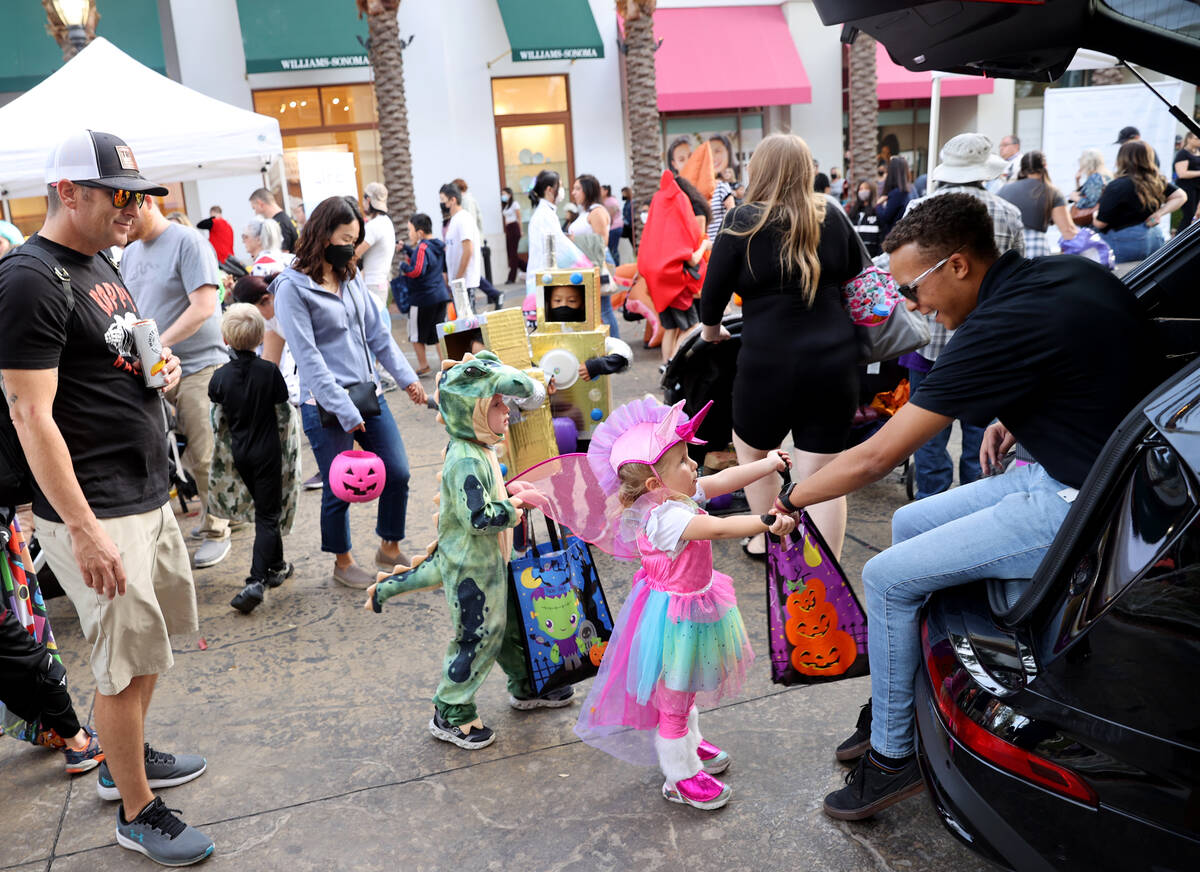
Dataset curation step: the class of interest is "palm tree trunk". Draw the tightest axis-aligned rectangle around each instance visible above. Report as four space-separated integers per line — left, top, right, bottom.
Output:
848 34 879 192
362 0 415 269
621 3 661 249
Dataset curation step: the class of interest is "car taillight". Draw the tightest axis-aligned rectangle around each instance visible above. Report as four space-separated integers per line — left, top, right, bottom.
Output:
923 622 1098 807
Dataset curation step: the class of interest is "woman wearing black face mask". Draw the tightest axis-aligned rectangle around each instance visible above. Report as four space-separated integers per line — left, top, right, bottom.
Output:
273 196 429 590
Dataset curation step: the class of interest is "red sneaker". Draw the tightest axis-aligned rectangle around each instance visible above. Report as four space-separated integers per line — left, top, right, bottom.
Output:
697 739 730 775
661 770 731 810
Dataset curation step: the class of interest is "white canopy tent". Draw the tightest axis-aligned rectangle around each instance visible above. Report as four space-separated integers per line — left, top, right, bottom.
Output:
0 38 282 199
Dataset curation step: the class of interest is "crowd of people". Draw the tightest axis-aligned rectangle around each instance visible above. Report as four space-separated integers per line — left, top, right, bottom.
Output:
0 116 1178 867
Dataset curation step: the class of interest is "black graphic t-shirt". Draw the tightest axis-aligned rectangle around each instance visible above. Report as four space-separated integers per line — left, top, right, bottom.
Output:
0 234 168 522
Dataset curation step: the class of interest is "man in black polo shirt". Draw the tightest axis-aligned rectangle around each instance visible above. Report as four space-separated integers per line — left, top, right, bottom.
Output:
772 194 1156 822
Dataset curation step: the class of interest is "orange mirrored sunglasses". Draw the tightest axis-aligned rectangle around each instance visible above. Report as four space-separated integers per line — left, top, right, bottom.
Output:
71 181 146 209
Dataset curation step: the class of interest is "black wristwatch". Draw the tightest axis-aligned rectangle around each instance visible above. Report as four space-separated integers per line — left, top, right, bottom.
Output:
777 482 800 512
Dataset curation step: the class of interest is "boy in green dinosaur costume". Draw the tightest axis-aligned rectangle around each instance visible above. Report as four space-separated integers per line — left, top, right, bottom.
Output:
365 351 573 749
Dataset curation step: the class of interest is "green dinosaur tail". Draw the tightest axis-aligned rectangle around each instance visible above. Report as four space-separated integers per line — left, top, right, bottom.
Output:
375 551 444 604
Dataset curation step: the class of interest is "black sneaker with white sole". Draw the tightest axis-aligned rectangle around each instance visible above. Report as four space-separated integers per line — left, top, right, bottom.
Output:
116 797 214 866
429 708 496 749
509 684 575 710
822 751 925 821
98 743 208 801
836 699 872 762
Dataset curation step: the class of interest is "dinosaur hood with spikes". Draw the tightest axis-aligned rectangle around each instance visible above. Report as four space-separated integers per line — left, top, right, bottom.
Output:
434 351 538 445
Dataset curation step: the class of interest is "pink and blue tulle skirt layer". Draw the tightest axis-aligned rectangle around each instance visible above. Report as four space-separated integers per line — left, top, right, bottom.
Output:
574 568 753 766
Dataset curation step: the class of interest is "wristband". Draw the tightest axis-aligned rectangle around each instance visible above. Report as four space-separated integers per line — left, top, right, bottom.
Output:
777 482 799 512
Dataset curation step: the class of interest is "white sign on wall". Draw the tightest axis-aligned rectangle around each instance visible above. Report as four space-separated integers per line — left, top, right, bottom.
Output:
295 150 358 213
1042 81 1183 195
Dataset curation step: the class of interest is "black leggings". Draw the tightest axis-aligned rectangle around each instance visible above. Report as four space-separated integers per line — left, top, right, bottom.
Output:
235 454 284 581
0 606 81 738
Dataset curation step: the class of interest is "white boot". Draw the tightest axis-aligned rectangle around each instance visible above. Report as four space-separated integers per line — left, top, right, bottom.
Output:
655 732 701 786
656 731 731 810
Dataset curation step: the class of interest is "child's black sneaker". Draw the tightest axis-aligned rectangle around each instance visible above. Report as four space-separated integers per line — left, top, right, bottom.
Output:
509 685 575 710
835 699 872 762
823 751 924 820
230 580 265 614
429 708 495 750
265 562 294 589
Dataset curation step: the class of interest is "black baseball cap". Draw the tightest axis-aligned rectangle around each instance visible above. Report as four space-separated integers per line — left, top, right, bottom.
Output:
1116 126 1140 144
44 129 169 195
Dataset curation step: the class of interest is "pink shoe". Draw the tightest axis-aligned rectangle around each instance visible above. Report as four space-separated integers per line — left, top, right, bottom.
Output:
697 739 730 775
661 770 732 810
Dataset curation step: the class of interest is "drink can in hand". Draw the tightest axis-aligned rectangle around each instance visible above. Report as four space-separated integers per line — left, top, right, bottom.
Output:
132 319 168 388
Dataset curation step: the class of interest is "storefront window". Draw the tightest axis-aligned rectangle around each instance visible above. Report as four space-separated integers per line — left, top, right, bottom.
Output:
492 75 574 204
253 83 381 204
492 76 569 116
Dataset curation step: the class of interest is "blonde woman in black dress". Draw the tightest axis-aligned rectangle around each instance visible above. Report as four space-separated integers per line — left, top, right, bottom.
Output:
700 134 864 559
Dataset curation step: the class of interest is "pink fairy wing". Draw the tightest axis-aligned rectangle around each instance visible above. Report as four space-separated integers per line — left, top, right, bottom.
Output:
507 454 640 560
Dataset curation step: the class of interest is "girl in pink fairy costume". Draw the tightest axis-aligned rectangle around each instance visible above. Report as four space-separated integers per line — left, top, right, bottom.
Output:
508 397 795 810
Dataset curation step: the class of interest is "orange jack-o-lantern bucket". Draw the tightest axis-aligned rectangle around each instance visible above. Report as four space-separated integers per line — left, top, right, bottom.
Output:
329 450 386 503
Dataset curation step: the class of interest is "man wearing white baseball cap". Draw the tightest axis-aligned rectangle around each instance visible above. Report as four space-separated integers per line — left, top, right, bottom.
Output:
0 130 214 866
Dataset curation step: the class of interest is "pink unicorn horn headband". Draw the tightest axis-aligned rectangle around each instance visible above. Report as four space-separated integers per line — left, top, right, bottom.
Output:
608 399 712 475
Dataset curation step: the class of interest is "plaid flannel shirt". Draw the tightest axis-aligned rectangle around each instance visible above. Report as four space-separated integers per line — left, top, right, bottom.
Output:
903 183 1026 360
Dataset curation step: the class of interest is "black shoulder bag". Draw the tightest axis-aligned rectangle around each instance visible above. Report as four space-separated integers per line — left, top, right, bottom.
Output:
315 279 381 429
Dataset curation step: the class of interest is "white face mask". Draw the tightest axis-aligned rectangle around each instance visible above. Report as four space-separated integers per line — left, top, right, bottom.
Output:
639 210 649 225
858 190 871 201
555 187 567 205
501 193 510 203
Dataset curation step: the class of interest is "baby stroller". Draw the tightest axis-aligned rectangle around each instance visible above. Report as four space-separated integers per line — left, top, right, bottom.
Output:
161 397 197 514
662 315 915 498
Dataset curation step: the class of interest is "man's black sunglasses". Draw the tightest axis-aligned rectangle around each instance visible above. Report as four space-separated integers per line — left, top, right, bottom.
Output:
895 246 963 303
72 181 146 209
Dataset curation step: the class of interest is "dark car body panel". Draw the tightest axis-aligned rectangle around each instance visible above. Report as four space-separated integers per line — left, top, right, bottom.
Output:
812 1 1200 85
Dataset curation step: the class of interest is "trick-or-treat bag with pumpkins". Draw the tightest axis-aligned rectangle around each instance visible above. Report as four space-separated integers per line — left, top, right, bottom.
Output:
767 507 869 686
509 513 615 696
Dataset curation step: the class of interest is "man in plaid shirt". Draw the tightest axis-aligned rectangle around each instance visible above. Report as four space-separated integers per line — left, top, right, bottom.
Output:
900 133 1025 498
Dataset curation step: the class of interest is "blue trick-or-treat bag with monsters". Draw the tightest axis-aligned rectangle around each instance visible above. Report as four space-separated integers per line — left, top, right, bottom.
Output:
509 514 614 695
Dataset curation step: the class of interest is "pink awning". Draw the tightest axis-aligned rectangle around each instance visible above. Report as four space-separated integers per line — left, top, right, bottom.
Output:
875 42 994 100
652 6 811 112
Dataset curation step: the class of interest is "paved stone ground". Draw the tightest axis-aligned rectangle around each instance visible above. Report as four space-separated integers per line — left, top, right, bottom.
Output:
0 284 991 871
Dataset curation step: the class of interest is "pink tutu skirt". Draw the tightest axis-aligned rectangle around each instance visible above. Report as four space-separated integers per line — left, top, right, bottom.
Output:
574 568 753 766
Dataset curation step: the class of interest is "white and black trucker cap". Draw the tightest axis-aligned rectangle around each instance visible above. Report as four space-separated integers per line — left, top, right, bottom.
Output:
44 129 169 195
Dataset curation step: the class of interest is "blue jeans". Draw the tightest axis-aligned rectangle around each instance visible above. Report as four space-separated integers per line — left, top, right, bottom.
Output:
599 294 621 340
1102 222 1165 263
301 401 411 554
607 226 623 265
863 463 1073 757
908 368 984 499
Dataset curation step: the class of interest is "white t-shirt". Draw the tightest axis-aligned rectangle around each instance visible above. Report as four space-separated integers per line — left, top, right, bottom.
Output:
361 214 396 288
503 202 520 225
263 314 301 406
444 208 481 289
644 484 708 559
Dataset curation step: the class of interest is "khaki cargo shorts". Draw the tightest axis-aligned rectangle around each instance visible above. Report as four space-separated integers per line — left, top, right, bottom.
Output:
37 502 198 696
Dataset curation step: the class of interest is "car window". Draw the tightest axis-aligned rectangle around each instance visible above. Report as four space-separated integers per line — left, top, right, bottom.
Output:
1084 443 1195 623
1103 0 1200 40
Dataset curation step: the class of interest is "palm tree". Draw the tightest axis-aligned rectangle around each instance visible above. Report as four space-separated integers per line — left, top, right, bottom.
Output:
357 0 415 264
617 0 660 248
847 32 879 193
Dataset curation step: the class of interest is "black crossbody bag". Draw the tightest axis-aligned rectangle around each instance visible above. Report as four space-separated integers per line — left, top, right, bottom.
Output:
315 280 381 429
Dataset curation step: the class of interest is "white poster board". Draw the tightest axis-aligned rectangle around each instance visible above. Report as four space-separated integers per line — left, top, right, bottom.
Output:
1042 82 1183 196
295 150 358 212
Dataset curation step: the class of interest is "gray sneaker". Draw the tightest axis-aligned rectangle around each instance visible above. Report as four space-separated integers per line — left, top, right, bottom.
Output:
192 536 230 569
98 744 208 801
332 562 375 589
116 797 214 866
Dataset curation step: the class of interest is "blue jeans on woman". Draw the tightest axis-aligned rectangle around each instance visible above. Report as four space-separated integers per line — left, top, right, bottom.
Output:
599 294 621 340
861 462 1073 758
1102 222 1165 263
301 400 411 554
